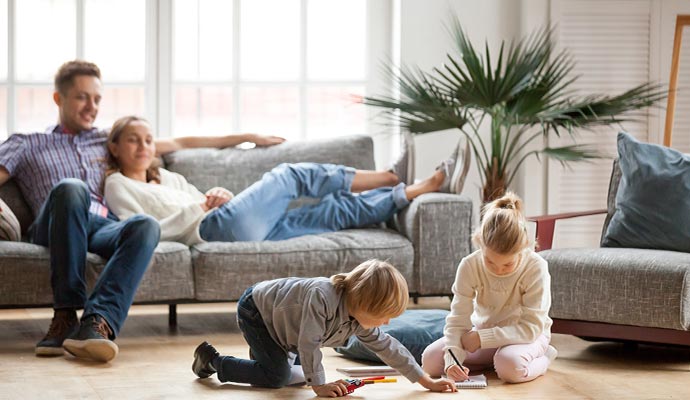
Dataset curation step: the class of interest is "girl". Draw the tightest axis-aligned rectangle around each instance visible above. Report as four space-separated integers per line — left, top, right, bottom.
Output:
421 192 557 383
103 116 461 245
192 259 456 396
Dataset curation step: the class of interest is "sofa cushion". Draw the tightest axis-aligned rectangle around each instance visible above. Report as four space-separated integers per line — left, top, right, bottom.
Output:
192 229 414 301
0 179 34 235
540 247 690 330
0 198 21 241
335 309 448 364
87 242 195 303
162 135 375 194
0 242 52 305
602 132 690 252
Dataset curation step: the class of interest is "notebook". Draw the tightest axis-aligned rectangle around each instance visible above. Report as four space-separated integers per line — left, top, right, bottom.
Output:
336 365 401 377
455 374 487 389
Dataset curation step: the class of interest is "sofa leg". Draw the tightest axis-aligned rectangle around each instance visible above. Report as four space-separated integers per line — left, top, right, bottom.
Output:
169 304 177 328
412 296 419 304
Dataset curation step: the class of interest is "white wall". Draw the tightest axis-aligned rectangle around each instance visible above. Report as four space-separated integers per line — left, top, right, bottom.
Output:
395 0 549 217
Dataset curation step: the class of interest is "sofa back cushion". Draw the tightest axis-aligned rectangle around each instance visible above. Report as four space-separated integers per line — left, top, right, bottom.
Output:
162 135 375 193
601 132 690 252
0 179 34 236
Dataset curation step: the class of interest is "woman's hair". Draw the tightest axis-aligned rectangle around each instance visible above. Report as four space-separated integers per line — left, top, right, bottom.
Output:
105 115 161 183
473 191 533 255
54 60 101 96
331 259 408 319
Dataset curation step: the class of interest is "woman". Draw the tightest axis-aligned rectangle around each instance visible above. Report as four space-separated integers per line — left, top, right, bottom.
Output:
104 116 461 245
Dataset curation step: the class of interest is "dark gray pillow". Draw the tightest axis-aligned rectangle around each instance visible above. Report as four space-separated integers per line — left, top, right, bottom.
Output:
602 132 690 252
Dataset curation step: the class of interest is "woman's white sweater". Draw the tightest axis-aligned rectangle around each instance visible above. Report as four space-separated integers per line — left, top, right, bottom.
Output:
104 169 209 246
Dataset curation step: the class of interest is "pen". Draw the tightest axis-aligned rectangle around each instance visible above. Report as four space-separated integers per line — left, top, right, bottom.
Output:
447 348 465 370
363 378 397 384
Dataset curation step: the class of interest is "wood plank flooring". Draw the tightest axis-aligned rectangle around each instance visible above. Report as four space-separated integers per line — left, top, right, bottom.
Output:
0 299 688 399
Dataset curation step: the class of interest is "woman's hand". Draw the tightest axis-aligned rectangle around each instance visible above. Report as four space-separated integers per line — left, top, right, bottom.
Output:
445 364 470 382
312 380 350 397
204 187 233 210
248 133 286 147
417 374 456 392
461 331 481 353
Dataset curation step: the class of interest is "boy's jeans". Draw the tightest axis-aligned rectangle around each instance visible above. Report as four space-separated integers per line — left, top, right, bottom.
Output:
216 286 293 387
199 162 408 242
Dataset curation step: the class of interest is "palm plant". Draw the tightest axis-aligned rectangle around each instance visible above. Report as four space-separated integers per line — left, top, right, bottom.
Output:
363 16 666 203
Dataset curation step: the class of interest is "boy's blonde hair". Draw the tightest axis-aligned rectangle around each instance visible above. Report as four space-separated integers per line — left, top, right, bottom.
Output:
331 259 408 318
473 191 533 255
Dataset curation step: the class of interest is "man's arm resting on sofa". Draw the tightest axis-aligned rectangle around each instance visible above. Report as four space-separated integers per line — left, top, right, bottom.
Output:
527 209 607 251
155 133 286 155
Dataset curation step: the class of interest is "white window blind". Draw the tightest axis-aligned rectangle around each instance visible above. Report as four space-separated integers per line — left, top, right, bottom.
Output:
548 0 655 248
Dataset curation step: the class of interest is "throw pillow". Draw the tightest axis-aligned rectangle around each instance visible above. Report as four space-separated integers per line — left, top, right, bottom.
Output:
335 309 448 365
602 132 690 252
0 197 21 241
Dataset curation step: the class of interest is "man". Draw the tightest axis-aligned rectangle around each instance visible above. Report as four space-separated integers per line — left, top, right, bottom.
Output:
0 60 284 362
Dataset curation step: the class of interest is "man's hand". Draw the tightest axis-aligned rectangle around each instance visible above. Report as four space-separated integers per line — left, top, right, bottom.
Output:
247 133 285 147
417 374 456 392
312 380 350 397
461 330 481 353
203 187 233 210
445 364 470 382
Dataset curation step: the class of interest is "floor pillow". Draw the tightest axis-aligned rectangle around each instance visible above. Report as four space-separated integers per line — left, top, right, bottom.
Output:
335 308 448 365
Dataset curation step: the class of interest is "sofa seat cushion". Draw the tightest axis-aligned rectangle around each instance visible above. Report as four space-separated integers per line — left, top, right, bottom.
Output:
87 242 194 303
0 242 52 305
540 247 690 330
192 229 414 301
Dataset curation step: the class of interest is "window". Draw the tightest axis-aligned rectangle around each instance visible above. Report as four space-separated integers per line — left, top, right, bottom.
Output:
170 0 368 139
0 0 385 141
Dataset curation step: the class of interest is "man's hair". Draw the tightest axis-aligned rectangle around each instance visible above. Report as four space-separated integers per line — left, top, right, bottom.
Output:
54 60 101 95
105 115 161 184
331 259 408 318
473 191 533 254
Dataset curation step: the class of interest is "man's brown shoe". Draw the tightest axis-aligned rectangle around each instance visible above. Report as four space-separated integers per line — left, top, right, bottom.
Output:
63 314 119 362
35 309 78 357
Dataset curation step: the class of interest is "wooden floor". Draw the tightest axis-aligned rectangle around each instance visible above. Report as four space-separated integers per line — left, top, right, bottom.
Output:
1 299 689 400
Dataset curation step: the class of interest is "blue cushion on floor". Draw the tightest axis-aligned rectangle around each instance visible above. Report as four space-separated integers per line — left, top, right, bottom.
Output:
335 309 448 365
602 132 690 252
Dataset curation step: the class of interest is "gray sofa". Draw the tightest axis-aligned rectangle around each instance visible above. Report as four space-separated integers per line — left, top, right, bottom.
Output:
531 160 690 346
0 135 474 325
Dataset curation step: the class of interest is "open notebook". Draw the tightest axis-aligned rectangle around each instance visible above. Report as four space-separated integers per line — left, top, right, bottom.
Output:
336 366 401 377
455 374 487 389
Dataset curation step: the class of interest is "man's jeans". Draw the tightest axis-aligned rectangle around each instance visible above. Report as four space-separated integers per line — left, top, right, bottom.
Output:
216 286 293 388
29 179 160 337
199 163 409 242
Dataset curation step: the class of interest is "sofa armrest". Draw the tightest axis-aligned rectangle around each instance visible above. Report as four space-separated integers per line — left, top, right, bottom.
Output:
528 209 607 251
393 193 474 296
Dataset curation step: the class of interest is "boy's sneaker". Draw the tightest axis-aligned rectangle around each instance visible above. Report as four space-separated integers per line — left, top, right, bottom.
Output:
63 314 119 362
389 132 415 185
35 309 79 356
545 345 558 362
192 341 220 378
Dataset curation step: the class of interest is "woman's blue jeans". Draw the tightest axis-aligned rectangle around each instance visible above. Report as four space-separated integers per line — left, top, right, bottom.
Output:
199 162 408 242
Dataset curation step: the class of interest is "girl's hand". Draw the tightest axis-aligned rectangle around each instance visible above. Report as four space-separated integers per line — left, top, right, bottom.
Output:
312 380 349 397
461 331 481 353
204 187 233 209
417 374 456 392
445 364 470 382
